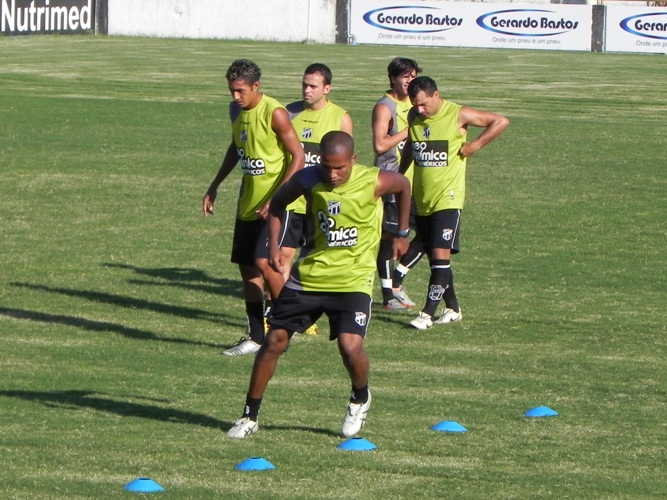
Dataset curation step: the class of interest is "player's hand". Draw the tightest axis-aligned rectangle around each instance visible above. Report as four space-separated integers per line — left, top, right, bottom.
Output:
269 249 286 275
392 236 409 261
255 201 271 219
203 192 216 217
459 142 479 158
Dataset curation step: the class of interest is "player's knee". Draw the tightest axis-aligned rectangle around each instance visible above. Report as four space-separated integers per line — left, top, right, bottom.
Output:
263 329 289 353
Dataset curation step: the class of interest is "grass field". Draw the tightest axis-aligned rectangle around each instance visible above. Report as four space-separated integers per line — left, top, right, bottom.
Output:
1 35 666 499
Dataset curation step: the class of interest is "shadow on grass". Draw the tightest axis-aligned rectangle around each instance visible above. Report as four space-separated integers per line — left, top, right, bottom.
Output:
10 282 241 326
103 263 244 299
0 307 226 349
0 389 341 436
0 389 229 429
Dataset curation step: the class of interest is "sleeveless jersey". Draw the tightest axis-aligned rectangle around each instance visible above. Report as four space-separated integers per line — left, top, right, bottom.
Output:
285 164 382 295
408 100 466 215
374 93 412 175
230 94 288 221
286 100 348 214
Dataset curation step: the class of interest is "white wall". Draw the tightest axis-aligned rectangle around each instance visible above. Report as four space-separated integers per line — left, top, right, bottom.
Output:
107 0 338 43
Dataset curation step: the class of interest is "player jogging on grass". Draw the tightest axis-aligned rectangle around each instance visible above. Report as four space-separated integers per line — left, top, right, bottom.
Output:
226 131 411 439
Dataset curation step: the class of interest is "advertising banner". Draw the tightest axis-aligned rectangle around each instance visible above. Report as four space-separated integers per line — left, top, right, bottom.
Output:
350 0 592 51
605 6 667 54
1 0 93 35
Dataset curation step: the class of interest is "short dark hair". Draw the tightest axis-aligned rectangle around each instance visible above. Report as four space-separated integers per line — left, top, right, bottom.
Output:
320 131 354 157
387 57 422 81
226 59 261 85
304 63 332 86
408 76 438 99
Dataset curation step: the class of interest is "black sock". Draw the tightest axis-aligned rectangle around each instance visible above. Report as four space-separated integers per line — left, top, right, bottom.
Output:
376 239 394 303
392 239 424 288
423 259 451 317
242 395 262 421
443 270 459 312
350 385 369 405
246 301 265 344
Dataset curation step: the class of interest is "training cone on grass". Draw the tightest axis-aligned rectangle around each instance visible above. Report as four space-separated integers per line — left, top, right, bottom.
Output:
235 457 275 471
337 437 377 451
431 420 468 433
524 406 559 417
124 478 164 493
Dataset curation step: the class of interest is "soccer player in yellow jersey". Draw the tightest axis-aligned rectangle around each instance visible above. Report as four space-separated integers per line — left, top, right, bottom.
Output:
279 63 353 335
203 59 305 355
226 131 411 439
372 57 426 311
399 76 509 330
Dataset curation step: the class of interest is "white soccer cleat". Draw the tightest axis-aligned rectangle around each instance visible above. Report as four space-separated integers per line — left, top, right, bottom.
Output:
392 286 416 308
341 390 372 438
410 312 433 330
382 298 408 311
435 308 463 324
222 337 261 356
227 417 259 439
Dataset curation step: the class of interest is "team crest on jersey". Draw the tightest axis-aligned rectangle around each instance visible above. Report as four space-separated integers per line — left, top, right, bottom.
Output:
328 200 341 216
302 128 313 140
422 127 431 139
442 229 453 241
240 130 248 143
355 312 367 327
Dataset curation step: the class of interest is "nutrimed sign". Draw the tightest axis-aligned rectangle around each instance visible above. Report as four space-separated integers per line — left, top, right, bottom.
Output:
350 0 592 51
1 0 93 35
605 6 667 54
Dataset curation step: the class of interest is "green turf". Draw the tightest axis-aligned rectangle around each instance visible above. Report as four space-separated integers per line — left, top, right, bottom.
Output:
1 35 666 499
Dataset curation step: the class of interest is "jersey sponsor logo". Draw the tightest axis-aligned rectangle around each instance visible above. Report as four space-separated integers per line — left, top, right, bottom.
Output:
317 210 358 247
355 311 368 327
301 128 313 140
237 147 266 176
413 140 448 167
442 228 453 241
302 142 321 168
398 139 406 153
428 284 446 301
240 130 248 143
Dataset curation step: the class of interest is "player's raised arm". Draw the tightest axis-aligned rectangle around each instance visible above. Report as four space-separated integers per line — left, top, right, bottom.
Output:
457 107 509 158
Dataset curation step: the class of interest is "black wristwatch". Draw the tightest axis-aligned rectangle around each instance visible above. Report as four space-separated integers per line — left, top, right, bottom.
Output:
397 228 410 238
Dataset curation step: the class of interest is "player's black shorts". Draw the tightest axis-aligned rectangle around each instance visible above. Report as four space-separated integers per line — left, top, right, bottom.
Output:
280 210 306 249
415 209 461 255
382 198 418 235
268 287 372 340
230 218 270 265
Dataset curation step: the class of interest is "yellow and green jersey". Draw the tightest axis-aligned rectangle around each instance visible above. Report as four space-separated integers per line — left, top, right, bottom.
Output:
285 100 348 214
408 100 466 215
231 94 288 221
286 164 382 295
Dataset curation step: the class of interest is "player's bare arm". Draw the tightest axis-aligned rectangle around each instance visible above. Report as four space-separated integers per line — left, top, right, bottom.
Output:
457 107 510 158
253 108 306 219
375 170 411 260
267 173 305 274
341 113 353 136
203 141 238 217
372 103 408 155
